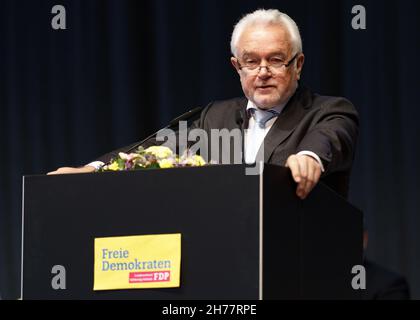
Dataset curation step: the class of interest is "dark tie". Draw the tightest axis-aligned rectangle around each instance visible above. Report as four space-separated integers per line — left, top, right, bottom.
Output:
249 108 280 128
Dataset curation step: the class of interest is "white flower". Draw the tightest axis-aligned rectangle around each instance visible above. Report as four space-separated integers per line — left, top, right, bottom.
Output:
118 152 140 161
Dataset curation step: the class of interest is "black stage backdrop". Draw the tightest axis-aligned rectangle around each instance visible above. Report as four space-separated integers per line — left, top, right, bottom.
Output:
0 0 419 299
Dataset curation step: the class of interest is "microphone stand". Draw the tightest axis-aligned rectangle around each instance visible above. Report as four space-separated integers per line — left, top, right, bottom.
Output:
124 106 203 154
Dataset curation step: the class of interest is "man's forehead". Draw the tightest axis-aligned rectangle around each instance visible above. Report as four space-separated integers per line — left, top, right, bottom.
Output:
236 24 293 55
240 23 291 40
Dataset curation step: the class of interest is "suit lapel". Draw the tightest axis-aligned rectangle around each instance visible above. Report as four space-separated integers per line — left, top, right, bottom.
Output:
262 86 312 162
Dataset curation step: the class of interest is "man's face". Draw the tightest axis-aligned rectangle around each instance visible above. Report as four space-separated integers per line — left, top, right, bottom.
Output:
231 24 304 109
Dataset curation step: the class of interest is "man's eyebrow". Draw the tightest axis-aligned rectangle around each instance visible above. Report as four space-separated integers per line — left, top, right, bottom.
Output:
241 51 256 58
267 52 287 59
241 51 287 58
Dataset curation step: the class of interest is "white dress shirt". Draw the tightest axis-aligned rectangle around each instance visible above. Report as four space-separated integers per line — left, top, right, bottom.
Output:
244 100 325 171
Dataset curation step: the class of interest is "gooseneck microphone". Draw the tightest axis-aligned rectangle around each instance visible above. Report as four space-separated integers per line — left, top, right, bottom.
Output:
235 109 244 127
236 108 250 163
168 106 203 126
235 108 251 131
123 106 203 154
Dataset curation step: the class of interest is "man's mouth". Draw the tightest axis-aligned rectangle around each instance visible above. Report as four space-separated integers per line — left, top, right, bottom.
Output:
256 85 276 90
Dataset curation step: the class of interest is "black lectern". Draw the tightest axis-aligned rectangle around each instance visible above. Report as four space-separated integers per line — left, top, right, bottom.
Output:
21 164 362 299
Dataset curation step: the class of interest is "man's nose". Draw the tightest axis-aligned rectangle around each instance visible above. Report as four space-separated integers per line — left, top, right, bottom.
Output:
257 65 272 79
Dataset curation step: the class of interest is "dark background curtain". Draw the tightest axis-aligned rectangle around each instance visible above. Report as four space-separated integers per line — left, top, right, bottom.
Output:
0 0 419 299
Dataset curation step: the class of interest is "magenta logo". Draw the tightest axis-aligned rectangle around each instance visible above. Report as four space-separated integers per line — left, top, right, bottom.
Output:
129 271 171 283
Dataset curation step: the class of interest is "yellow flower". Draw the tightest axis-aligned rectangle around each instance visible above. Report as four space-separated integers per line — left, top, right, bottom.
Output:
192 155 206 166
182 154 206 166
107 162 119 171
145 146 173 159
158 158 174 169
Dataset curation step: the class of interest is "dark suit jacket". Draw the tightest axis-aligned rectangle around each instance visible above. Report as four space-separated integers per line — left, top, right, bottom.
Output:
96 85 359 198
363 259 411 300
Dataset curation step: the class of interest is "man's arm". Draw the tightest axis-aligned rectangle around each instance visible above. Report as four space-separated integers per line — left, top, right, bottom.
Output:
297 97 359 174
285 98 359 199
47 140 159 175
47 165 97 175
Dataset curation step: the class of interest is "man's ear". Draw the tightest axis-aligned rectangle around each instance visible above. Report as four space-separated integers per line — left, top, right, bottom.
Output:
231 57 241 73
296 53 305 80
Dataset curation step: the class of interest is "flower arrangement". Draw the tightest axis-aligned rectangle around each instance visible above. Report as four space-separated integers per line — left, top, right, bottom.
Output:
100 146 206 172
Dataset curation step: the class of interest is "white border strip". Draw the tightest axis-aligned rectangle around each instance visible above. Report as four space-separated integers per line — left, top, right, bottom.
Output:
259 162 264 300
20 176 25 300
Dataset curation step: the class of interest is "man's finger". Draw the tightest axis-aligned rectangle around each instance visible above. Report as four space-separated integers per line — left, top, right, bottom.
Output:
302 159 322 199
296 157 308 198
286 155 301 183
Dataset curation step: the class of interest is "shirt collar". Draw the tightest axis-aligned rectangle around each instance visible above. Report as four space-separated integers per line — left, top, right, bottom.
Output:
246 98 289 115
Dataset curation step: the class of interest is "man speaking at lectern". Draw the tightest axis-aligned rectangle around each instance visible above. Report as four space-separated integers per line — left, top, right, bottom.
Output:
49 9 359 200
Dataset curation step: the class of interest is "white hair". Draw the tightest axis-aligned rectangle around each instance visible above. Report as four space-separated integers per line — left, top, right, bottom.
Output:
230 9 303 57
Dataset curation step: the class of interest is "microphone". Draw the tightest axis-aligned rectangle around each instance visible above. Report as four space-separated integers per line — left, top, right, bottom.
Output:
236 108 250 164
235 108 250 130
235 109 243 126
124 106 203 154
168 107 203 126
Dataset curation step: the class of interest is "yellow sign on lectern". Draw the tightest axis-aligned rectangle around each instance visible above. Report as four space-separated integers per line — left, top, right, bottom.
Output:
94 233 181 291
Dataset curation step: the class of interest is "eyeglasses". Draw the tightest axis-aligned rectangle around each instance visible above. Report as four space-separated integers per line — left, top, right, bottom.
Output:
236 53 299 75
